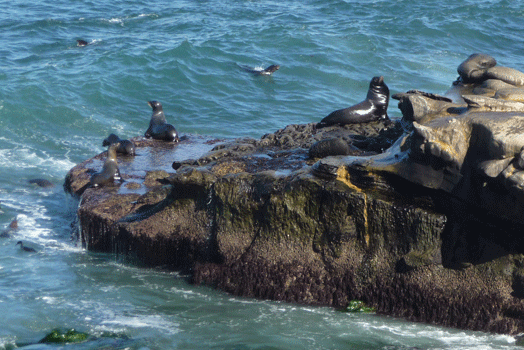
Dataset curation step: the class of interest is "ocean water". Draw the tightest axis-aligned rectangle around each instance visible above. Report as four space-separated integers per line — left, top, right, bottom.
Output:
1 0 524 348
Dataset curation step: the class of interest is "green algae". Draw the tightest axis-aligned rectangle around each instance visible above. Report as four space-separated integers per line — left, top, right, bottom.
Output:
39 328 89 344
343 300 376 313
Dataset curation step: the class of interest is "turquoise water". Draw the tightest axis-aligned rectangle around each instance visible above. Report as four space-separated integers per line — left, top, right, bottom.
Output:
1 0 524 348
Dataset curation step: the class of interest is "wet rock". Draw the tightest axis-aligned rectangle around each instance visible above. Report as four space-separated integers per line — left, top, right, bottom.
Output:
39 328 88 344
64 54 524 335
397 248 442 273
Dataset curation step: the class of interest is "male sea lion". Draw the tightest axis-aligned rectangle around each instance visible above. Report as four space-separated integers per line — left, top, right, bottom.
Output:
89 143 123 187
457 53 497 83
16 241 36 252
145 101 179 142
103 133 136 155
240 64 280 76
317 76 390 128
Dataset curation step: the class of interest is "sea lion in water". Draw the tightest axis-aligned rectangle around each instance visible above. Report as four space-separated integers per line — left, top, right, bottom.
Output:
77 39 89 47
28 179 54 188
240 64 280 76
457 53 497 83
89 143 123 187
0 219 18 238
145 101 179 142
317 76 390 128
103 133 136 155
16 241 36 252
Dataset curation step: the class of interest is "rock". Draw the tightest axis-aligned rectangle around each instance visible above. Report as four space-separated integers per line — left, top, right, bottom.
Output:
392 91 466 124
64 54 524 335
39 328 88 344
397 248 442 273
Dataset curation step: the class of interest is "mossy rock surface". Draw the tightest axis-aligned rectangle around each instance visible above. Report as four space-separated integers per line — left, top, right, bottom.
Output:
344 300 376 313
39 328 89 344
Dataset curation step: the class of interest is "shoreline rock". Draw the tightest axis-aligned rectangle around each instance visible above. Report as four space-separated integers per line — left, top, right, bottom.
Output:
65 54 524 335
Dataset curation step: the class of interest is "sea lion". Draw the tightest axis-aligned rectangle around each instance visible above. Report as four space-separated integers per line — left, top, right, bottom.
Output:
485 66 524 86
457 53 497 83
16 241 36 252
309 138 353 159
0 219 18 238
145 101 179 142
102 133 136 155
240 64 280 76
89 143 123 187
28 179 54 188
317 76 390 128
77 39 89 47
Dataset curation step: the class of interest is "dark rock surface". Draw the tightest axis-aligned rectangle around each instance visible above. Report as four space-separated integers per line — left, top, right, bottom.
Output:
64 54 524 335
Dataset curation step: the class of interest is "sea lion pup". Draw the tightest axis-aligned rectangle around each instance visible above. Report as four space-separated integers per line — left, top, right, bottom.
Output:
89 143 123 187
457 53 497 84
0 219 18 238
16 241 36 252
241 64 280 76
77 39 89 47
309 138 352 159
102 133 136 155
145 101 179 142
317 76 390 128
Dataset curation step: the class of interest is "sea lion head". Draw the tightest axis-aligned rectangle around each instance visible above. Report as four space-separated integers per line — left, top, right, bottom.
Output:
147 100 167 125
107 142 121 160
457 53 497 83
367 76 389 108
77 39 89 47
102 133 120 147
148 100 163 112
263 65 280 74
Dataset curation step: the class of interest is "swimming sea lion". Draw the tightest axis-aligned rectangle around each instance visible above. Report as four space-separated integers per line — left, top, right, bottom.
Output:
89 143 123 187
77 39 89 47
103 133 136 155
0 219 18 238
457 53 497 83
240 64 280 76
317 76 390 128
16 241 36 252
28 179 54 188
145 101 179 142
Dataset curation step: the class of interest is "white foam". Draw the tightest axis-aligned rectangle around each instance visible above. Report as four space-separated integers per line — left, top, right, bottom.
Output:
108 17 124 25
101 315 180 334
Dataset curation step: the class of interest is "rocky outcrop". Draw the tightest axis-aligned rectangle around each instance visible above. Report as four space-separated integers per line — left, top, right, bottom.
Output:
65 54 524 335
